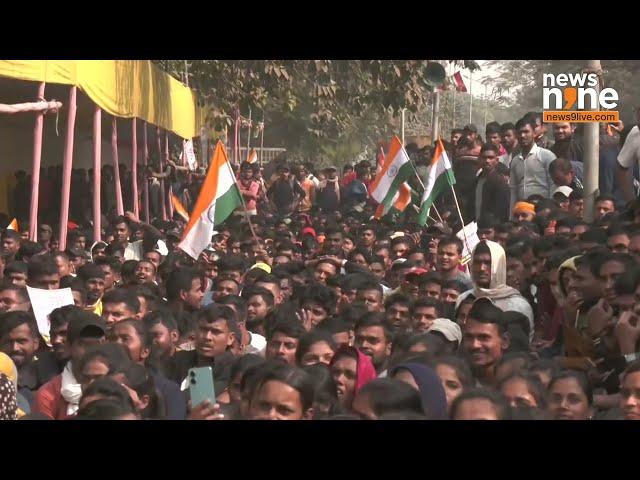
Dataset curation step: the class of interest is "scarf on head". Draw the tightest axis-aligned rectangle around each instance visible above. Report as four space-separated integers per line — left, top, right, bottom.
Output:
0 352 18 391
329 346 377 394
558 256 579 298
60 363 82 416
0 373 17 420
389 363 448 420
471 240 521 301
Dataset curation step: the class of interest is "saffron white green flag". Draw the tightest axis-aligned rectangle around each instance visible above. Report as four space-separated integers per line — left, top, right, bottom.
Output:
418 139 456 226
369 136 413 212
179 141 242 259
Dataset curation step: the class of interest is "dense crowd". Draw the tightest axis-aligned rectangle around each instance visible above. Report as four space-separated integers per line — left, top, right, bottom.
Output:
1 110 640 420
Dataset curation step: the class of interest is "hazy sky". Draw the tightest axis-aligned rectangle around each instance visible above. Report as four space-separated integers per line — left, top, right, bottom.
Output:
455 60 503 96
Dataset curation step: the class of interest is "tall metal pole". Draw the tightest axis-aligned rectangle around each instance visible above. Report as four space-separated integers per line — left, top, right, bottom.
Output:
260 112 265 166
452 89 457 130
92 106 102 243
157 127 167 220
431 91 441 143
233 108 239 167
483 84 488 133
111 117 124 216
583 60 601 223
29 82 46 242
401 108 406 145
143 121 150 223
247 108 252 152
131 118 139 218
58 86 77 252
165 131 174 219
201 126 208 170
469 71 473 124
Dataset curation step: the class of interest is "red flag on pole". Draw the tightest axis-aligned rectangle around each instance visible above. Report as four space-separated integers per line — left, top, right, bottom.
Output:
453 71 468 93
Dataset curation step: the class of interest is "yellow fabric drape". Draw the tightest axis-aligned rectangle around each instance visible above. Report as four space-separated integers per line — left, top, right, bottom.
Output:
0 60 204 139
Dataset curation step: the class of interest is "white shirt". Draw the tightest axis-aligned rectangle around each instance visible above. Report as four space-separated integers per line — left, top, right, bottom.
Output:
124 239 168 261
245 332 266 356
618 125 640 170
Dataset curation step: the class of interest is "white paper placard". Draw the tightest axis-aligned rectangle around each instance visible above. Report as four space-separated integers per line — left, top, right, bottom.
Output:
183 139 197 170
26 286 75 344
456 222 480 265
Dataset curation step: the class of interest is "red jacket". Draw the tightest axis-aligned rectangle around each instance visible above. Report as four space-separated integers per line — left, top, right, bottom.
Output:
32 374 72 420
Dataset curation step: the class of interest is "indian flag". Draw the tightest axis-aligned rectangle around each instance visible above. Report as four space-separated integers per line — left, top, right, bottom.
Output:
370 136 413 212
7 218 18 231
179 141 242 259
418 139 456 226
171 194 190 222
246 148 258 164
374 183 412 219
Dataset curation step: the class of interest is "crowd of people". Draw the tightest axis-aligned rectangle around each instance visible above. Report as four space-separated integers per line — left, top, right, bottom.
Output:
1 109 640 421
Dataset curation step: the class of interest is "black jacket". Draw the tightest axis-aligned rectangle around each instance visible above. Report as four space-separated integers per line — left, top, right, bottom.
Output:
149 368 188 420
472 170 510 222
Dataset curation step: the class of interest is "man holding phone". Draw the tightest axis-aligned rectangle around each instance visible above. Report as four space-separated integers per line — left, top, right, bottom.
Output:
167 305 237 401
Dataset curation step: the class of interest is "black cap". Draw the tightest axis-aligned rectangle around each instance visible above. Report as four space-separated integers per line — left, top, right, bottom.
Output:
463 124 478 133
67 311 106 345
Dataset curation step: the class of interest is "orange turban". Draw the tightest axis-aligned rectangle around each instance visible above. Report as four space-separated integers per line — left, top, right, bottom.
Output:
513 201 536 215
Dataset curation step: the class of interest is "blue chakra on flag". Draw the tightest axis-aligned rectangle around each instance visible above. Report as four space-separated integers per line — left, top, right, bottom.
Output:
388 165 398 177
207 205 216 224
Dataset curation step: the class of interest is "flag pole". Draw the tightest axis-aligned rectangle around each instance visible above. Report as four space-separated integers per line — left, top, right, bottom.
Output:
247 108 252 152
259 112 265 167
449 182 472 260
469 71 473 124
233 107 239 167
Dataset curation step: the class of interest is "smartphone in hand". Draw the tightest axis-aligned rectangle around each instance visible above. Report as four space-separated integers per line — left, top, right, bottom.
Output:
188 367 216 408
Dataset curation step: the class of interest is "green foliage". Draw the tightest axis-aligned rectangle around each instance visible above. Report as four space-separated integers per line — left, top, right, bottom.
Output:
154 60 481 165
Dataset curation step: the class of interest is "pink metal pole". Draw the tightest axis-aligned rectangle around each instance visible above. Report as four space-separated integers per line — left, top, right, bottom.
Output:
165 131 174 219
233 113 239 166
143 122 150 223
58 86 77 252
260 122 265 167
111 117 124 216
93 106 102 243
132 118 139 218
29 82 46 242
157 126 167 220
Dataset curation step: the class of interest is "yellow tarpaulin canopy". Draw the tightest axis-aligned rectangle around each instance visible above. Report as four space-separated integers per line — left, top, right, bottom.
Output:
0 60 204 139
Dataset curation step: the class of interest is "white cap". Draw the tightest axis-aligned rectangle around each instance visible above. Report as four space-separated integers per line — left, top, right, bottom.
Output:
390 231 405 239
552 186 573 198
428 318 462 345
154 239 169 257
